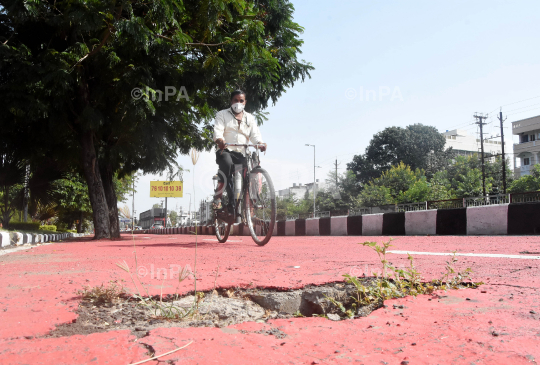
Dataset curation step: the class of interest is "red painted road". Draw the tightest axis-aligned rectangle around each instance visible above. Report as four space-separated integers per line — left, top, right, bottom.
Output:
0 234 539 364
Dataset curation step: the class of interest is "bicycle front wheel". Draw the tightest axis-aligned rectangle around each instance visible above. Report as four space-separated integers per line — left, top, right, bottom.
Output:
214 212 230 243
243 168 276 246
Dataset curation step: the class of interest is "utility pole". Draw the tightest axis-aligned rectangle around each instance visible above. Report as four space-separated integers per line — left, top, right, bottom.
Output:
474 113 488 197
165 197 168 227
305 144 316 218
333 159 341 189
499 108 507 194
22 164 30 222
131 175 135 233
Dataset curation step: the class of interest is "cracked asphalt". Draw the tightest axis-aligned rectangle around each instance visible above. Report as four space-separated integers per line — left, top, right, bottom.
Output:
0 234 539 364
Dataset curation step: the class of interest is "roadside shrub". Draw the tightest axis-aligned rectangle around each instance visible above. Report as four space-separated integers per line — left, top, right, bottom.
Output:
40 225 57 232
9 222 40 231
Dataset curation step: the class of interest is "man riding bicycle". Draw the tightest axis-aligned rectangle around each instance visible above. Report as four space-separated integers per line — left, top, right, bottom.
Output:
213 90 267 212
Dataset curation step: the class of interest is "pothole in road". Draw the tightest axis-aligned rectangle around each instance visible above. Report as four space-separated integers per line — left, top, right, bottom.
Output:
46 280 384 339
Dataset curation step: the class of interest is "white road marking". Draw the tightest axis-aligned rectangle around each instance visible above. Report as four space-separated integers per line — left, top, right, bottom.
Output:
388 250 540 260
202 239 243 242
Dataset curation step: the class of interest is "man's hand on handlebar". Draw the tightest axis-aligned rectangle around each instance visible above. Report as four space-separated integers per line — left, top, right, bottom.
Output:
259 143 267 152
216 138 227 150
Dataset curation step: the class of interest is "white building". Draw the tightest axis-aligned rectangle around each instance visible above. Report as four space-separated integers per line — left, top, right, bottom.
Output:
512 115 540 178
277 180 326 200
442 129 505 158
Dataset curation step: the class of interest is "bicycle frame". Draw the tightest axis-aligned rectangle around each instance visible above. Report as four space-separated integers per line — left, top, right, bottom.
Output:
227 144 263 223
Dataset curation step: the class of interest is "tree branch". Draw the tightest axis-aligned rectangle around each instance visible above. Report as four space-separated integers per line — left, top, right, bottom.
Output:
155 34 228 47
70 26 112 71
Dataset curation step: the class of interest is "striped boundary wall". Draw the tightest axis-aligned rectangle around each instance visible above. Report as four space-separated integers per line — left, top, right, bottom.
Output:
135 202 540 236
0 232 77 248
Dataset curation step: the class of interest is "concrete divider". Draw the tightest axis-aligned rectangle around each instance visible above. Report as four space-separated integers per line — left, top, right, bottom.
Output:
405 210 437 235
0 232 9 247
347 216 362 236
331 216 348 236
285 221 295 236
231 224 242 236
436 208 467 235
306 218 319 235
242 224 250 236
273 222 278 237
467 205 508 235
277 221 286 236
508 203 540 235
319 217 331 236
23 233 32 244
14 232 23 246
382 212 405 236
362 214 383 236
295 219 306 236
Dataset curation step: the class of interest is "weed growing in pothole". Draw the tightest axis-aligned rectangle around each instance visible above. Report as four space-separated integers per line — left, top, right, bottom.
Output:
325 239 483 319
116 259 199 319
76 280 126 305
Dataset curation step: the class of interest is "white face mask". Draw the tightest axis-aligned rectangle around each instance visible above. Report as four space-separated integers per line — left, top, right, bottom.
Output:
231 103 245 114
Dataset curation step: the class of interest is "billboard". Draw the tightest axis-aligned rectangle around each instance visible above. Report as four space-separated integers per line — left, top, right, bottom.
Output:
150 181 183 197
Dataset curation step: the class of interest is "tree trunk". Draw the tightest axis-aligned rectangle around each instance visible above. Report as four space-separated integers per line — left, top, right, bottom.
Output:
76 211 83 233
1 187 13 228
101 164 120 238
80 130 110 239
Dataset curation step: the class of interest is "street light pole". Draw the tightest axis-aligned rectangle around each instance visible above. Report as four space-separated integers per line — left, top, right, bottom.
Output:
305 144 316 218
185 193 191 224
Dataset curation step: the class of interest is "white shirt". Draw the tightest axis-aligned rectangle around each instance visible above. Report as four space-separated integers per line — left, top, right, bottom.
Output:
213 108 264 155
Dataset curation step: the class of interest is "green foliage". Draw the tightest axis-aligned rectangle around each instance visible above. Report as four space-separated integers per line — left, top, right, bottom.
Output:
40 225 57 232
325 240 482 319
8 222 40 231
1 0 313 238
455 169 490 198
169 210 178 226
317 170 363 212
347 124 453 184
357 183 393 207
509 164 540 193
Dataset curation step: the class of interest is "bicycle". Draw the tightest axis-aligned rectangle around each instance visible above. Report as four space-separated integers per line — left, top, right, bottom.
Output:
212 143 276 246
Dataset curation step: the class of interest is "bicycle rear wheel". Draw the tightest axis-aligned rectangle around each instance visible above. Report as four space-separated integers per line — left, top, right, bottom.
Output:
243 168 276 246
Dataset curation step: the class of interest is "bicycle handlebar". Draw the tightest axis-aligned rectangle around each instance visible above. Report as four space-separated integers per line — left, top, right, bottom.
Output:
225 143 265 148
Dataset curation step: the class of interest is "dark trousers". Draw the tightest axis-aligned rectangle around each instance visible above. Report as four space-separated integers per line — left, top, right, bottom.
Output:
215 149 245 207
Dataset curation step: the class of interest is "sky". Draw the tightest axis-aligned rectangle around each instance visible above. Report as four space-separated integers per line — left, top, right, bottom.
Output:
128 0 540 218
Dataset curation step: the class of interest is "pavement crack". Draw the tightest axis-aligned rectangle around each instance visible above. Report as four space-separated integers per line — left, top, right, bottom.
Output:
486 283 537 289
139 342 156 358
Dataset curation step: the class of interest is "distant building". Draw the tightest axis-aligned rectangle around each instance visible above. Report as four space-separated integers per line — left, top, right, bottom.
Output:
277 180 327 200
442 129 505 158
512 115 540 178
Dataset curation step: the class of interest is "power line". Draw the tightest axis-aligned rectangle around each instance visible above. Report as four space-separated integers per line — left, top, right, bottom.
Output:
505 102 540 113
506 105 540 117
488 95 540 115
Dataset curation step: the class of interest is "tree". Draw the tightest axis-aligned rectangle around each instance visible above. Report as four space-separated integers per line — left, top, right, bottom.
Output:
509 165 540 193
1 0 313 239
347 124 452 184
169 210 178 226
455 169 492 198
357 184 393 207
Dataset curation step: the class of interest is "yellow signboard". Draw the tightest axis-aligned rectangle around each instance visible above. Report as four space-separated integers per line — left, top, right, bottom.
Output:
150 181 183 197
